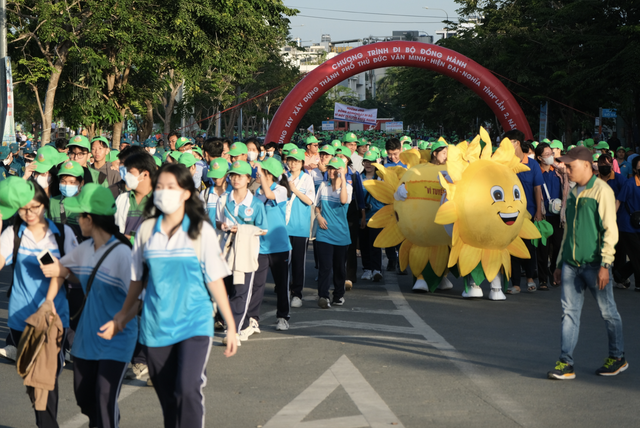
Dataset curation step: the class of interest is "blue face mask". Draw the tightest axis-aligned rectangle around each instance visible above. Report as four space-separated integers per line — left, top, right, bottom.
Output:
60 184 79 198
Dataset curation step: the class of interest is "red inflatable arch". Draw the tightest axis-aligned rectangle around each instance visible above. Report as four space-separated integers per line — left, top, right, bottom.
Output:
265 41 532 145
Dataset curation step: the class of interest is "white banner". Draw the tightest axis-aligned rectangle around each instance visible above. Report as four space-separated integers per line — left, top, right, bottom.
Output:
334 103 377 126
2 57 16 146
384 121 403 133
322 121 334 131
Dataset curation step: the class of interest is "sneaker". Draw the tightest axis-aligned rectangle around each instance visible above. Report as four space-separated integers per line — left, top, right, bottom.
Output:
547 361 575 380
615 280 630 289
0 345 17 362
361 270 373 281
146 377 153 387
372 270 383 282
125 363 149 380
275 318 289 331
332 297 345 306
240 325 255 340
318 297 331 309
249 317 261 334
345 280 353 291
291 296 303 308
596 357 629 376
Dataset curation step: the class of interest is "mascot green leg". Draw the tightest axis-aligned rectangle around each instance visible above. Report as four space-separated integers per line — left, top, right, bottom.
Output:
413 263 454 293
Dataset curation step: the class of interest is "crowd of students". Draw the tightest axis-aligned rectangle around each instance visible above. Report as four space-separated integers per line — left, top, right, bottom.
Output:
0 130 638 427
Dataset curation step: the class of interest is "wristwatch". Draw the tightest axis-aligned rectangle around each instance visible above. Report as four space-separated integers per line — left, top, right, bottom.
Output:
601 263 611 269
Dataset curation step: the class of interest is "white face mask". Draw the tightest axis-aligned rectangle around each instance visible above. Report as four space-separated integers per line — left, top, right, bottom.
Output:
36 174 51 189
267 151 274 157
543 156 555 165
148 148 156 155
247 151 258 161
124 172 142 190
154 189 184 215
2 157 10 165
184 150 193 155
528 153 535 159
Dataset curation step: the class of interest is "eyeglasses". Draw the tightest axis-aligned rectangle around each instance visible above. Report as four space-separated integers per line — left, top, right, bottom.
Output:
19 204 43 215
69 151 87 158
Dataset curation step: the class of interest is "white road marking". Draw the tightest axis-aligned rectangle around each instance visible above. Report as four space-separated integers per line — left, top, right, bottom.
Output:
263 355 405 428
287 319 418 335
59 384 140 428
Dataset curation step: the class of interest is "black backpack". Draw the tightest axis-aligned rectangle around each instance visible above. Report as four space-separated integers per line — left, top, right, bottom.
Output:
6 222 66 298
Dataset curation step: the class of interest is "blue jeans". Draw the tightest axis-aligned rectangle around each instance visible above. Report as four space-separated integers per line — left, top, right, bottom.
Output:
560 263 624 366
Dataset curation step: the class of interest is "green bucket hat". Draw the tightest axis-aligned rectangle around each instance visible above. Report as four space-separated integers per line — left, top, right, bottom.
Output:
282 143 297 156
592 154 600 162
336 146 352 159
169 151 182 162
381 149 387 158
342 132 358 143
207 158 229 179
542 138 551 144
261 157 284 178
305 136 319 146
567 145 576 152
594 141 609 150
35 146 65 171
229 160 252 176
550 140 564 150
287 147 305 161
0 177 35 219
531 141 539 148
532 220 554 248
175 137 192 150
319 144 335 155
400 135 412 143
153 156 162 167
363 150 378 162
63 183 117 216
68 135 91 151
402 143 412 151
327 156 346 169
228 142 248 157
57 160 84 177
192 146 203 158
178 152 197 168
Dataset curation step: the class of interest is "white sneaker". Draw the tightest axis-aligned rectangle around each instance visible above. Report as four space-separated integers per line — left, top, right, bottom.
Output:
125 363 149 380
276 318 289 331
372 270 383 282
438 276 454 290
412 278 429 292
291 296 303 308
240 325 255 340
249 318 261 334
332 297 345 306
0 345 17 361
361 270 373 281
318 297 331 309
488 275 506 301
345 280 353 291
462 284 483 298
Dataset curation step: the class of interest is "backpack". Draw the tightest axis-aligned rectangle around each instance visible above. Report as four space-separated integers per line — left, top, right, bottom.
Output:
6 222 66 298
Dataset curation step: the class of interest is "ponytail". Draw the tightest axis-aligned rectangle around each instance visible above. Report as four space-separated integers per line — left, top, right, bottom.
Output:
279 174 292 199
82 214 133 248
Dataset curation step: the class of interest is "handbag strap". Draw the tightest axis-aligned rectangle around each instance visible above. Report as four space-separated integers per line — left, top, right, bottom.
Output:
71 241 122 320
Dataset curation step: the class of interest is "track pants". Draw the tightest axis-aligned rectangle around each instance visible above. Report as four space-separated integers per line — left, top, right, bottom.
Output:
229 271 257 333
11 328 66 428
289 236 309 299
143 336 212 428
316 241 348 301
536 215 562 284
346 204 360 283
254 252 291 321
73 358 128 428
617 231 640 285
359 226 381 272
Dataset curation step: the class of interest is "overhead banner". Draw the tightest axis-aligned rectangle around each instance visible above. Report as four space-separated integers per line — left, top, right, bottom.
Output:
334 103 378 126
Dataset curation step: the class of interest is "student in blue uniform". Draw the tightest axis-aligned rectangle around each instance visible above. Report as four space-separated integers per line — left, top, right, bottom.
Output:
255 157 294 331
359 151 385 282
0 177 78 428
285 148 315 308
42 184 135 428
200 157 230 225
216 160 268 343
383 138 407 272
614 156 640 290
99 163 236 428
314 157 353 309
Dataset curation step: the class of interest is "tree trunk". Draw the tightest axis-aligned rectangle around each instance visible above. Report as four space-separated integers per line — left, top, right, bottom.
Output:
41 63 65 145
112 108 126 149
136 99 154 141
162 71 183 139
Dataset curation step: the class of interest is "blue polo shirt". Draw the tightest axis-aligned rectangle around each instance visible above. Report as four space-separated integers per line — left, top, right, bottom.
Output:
216 190 268 230
200 185 231 225
601 172 626 198
517 156 544 217
384 157 406 168
61 236 137 362
618 159 631 178
257 183 292 254
286 171 316 238
1 220 78 331
131 215 231 347
541 167 562 217
616 177 640 233
315 181 353 246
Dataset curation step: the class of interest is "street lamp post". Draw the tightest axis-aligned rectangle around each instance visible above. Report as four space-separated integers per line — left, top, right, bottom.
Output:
424 7 450 38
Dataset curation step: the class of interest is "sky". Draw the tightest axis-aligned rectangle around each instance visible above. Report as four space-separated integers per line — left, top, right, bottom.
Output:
282 0 462 46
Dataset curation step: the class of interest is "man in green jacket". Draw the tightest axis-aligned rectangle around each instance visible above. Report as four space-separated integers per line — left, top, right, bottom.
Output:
548 146 627 380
